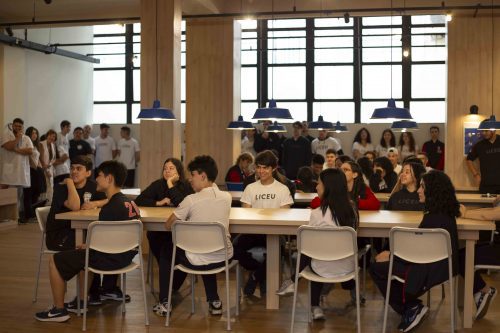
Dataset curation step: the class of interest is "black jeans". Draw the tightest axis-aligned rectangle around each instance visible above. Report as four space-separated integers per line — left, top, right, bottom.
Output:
233 234 267 283
459 243 500 293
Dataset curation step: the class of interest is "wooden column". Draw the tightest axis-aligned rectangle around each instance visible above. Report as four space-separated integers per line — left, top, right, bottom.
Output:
0 45 4 129
139 0 182 189
447 15 500 190
185 19 241 183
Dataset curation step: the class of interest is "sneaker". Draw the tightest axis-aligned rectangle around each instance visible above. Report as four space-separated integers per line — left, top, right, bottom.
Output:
87 293 102 306
208 300 223 315
312 306 325 320
153 300 171 317
64 297 87 314
101 287 131 302
244 273 258 296
400 303 428 332
475 287 497 319
34 306 70 322
276 279 295 296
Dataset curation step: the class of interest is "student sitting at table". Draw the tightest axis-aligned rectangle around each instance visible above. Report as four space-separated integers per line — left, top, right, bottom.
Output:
370 170 460 332
295 166 317 193
356 156 373 187
334 155 353 169
134 157 193 316
342 161 380 210
311 154 325 181
386 162 426 211
323 148 337 169
458 199 499 320
35 161 140 322
276 168 359 320
236 150 294 297
225 152 254 183
162 155 233 316
369 156 398 193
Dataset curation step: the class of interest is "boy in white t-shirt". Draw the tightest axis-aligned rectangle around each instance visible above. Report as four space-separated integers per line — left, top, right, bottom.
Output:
236 150 294 296
158 155 232 317
117 126 140 188
94 123 117 173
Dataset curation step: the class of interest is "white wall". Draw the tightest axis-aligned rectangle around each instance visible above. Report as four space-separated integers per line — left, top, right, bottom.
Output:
2 27 93 134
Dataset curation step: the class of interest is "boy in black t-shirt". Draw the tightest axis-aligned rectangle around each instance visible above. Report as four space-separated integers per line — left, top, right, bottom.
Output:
45 156 107 251
466 128 500 194
35 161 140 322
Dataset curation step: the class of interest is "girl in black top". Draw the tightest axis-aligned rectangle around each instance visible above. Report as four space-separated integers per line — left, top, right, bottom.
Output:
135 158 193 314
386 162 426 211
369 156 398 193
371 170 460 332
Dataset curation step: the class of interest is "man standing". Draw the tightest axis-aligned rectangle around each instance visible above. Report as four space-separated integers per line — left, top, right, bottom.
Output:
57 120 71 154
282 121 312 179
83 125 96 167
422 126 445 170
0 118 33 222
466 123 500 194
117 126 140 188
69 127 92 160
94 123 117 174
253 121 282 154
311 130 343 158
301 121 315 143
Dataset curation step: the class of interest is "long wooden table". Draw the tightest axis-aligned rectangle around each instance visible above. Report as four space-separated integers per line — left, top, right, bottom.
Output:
57 207 493 328
229 191 316 204
374 192 497 205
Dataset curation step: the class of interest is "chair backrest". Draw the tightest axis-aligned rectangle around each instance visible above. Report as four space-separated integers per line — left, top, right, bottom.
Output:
226 182 244 191
172 221 227 254
35 206 51 233
390 227 452 264
297 225 357 261
86 220 142 254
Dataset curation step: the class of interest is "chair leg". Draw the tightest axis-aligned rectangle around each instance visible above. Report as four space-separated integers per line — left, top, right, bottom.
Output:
427 289 431 308
165 266 176 327
76 276 81 316
121 274 126 314
307 281 312 323
290 274 300 332
450 277 455 333
362 251 367 299
139 254 150 326
32 240 44 302
147 250 155 295
191 275 195 315
226 267 231 331
235 264 240 316
83 269 89 331
442 284 446 299
382 263 394 333
356 272 361 333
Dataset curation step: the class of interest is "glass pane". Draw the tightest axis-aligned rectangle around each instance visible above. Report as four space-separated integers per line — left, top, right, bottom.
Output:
133 42 141 54
131 103 140 124
362 34 402 47
409 101 446 123
411 64 446 98
315 49 353 63
315 36 353 48
238 19 257 30
242 38 257 50
241 102 258 123
181 20 186 31
93 104 127 124
315 29 353 37
93 54 125 68
412 27 446 34
412 34 445 46
268 66 306 99
133 69 140 102
133 35 141 42
363 28 402 36
363 47 402 62
315 18 353 27
275 102 307 122
411 46 446 61
181 41 186 52
181 52 186 66
242 31 257 39
360 101 405 123
362 16 402 26
268 31 306 64
133 23 141 33
411 15 446 25
93 37 125 55
242 51 257 64
181 102 186 124
181 68 186 101
93 24 125 34
132 54 140 68
268 19 306 29
241 67 257 100
313 102 355 123
362 65 402 99
315 66 353 99
93 70 125 101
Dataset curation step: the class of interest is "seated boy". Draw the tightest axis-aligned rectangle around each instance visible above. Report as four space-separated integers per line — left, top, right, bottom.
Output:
155 155 232 316
323 148 337 169
35 160 140 322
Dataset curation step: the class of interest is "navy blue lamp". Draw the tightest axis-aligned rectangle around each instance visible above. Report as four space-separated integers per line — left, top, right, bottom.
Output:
308 115 333 130
253 100 292 121
391 120 419 132
371 99 413 120
137 100 175 120
227 115 254 130
477 115 500 130
331 121 349 133
265 121 287 133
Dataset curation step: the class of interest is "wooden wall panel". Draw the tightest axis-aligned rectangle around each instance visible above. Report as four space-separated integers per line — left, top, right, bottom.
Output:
139 0 182 189
447 15 500 190
185 19 241 183
0 45 3 130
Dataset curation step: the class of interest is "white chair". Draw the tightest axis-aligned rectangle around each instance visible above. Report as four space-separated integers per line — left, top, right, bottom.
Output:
166 221 241 331
80 220 149 331
33 206 53 302
290 225 361 333
382 227 457 333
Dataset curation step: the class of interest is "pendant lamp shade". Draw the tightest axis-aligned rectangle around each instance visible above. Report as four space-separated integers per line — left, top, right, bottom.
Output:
371 99 413 120
330 121 349 133
391 120 419 132
253 100 292 121
137 100 175 120
265 121 287 133
477 115 500 130
308 115 333 130
227 115 254 130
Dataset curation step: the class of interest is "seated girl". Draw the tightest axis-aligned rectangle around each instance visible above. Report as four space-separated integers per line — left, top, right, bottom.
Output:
386 162 426 211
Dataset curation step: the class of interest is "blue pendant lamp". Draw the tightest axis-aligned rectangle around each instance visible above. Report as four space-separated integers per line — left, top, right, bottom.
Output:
253 99 292 121
331 121 349 133
265 121 287 133
478 115 500 130
227 115 254 130
308 115 333 130
391 120 419 132
371 99 413 120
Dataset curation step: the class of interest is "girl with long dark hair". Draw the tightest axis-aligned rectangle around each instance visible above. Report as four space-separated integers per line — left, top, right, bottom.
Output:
369 156 398 193
352 127 374 160
342 161 380 210
398 132 419 162
386 162 426 211
376 129 397 157
23 127 45 220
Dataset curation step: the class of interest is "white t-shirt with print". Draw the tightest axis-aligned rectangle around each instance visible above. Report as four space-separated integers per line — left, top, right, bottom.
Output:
311 137 342 158
309 207 356 278
352 142 375 157
54 145 70 177
117 138 140 170
0 130 33 187
94 136 116 168
174 186 233 266
240 179 294 208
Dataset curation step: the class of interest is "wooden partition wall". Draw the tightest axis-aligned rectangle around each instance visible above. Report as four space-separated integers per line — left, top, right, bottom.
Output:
447 14 500 190
185 19 241 183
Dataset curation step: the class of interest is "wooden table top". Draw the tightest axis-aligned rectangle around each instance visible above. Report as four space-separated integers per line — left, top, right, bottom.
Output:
374 192 497 205
229 191 316 203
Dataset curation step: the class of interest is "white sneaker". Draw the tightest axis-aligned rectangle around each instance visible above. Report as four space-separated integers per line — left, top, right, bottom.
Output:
276 279 295 296
312 306 325 320
153 301 171 317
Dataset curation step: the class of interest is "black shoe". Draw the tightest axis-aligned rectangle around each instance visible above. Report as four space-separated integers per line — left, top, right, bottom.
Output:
34 306 70 322
87 293 102 306
244 273 257 296
400 303 428 332
476 287 497 319
101 287 131 302
64 297 87 313
208 300 223 315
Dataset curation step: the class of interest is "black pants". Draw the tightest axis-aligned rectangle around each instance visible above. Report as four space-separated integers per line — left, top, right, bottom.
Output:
234 234 266 283
23 167 44 219
157 232 225 302
370 260 426 315
124 169 135 188
459 243 500 294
